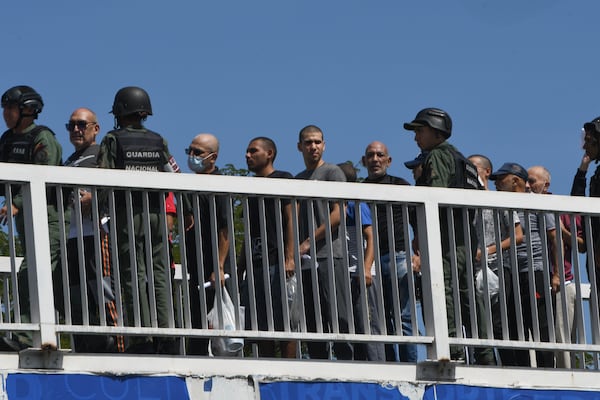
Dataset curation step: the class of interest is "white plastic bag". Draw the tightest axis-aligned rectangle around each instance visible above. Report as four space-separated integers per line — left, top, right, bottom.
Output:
286 274 302 331
207 288 244 356
475 266 500 304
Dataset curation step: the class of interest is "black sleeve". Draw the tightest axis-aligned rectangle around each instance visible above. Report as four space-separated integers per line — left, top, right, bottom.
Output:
571 169 587 196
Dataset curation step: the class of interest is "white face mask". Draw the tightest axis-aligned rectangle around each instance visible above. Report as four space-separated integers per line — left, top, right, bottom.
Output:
187 153 213 173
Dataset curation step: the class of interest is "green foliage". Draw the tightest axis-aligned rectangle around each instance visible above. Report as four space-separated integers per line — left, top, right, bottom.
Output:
0 230 23 257
220 163 250 177
219 164 250 256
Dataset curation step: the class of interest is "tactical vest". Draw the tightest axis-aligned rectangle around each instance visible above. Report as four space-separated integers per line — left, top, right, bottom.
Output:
112 129 166 172
447 147 482 190
111 128 166 210
0 125 58 204
0 125 55 163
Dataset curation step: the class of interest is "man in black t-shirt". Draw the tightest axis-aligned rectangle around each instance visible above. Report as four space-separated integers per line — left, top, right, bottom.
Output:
184 133 229 355
241 137 295 357
64 108 122 353
362 141 417 362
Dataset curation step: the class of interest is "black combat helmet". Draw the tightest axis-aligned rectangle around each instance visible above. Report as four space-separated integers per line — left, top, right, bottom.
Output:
584 116 600 136
403 107 452 138
1 85 44 117
111 86 153 117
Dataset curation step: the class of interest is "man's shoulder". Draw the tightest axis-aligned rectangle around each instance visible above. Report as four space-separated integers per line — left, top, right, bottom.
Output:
319 162 346 181
371 174 410 186
65 144 100 167
102 129 120 141
296 163 345 181
428 141 453 156
295 168 314 179
29 124 58 142
109 127 164 137
270 170 293 179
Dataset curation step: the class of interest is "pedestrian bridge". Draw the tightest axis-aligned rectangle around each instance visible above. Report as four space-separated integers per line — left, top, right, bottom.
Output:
0 162 599 399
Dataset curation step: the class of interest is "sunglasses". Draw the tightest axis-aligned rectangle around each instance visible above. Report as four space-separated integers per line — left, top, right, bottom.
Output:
185 147 208 157
66 120 96 132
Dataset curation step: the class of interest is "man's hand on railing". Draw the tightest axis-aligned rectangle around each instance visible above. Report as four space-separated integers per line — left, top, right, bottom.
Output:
210 269 227 287
0 204 18 225
411 253 421 274
475 248 482 264
284 257 295 278
299 238 310 256
363 267 373 287
184 214 194 231
551 274 560 293
78 190 93 216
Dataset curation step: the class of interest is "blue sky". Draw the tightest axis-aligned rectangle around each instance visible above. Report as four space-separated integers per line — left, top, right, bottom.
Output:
2 0 597 195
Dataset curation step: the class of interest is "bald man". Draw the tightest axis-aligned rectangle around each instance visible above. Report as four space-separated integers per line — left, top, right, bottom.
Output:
185 133 219 174
361 141 417 362
528 165 578 367
184 133 230 355
526 165 551 194
64 108 123 353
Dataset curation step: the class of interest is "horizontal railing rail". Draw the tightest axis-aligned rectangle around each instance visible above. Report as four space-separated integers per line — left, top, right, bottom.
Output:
0 162 598 370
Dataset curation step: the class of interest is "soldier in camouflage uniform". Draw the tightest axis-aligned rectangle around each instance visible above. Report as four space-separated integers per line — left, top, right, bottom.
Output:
404 108 494 364
0 85 63 350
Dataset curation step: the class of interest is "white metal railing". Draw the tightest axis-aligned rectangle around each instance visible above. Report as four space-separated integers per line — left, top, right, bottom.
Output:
0 162 599 370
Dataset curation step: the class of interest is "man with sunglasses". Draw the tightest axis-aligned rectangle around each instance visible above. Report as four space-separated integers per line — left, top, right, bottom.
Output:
64 108 123 353
0 85 62 351
183 133 230 356
98 86 181 354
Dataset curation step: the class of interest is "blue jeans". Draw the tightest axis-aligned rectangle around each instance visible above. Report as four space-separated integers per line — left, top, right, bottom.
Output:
380 251 417 362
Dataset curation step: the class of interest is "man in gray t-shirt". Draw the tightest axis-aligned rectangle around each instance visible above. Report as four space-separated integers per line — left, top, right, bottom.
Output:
295 124 351 360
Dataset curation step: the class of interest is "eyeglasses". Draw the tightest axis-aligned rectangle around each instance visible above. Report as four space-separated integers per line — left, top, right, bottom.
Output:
365 151 387 158
185 147 208 157
66 120 96 132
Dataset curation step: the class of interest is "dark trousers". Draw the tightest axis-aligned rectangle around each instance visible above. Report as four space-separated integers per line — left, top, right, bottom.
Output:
67 235 123 352
301 257 352 360
496 269 554 367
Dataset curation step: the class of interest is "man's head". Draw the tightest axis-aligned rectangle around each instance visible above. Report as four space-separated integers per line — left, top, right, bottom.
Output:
404 108 452 151
404 151 428 182
583 117 600 161
362 141 391 179
246 136 277 176
297 125 325 170
2 85 44 132
111 86 152 129
186 133 219 174
66 108 99 152
490 162 528 193
337 162 357 183
468 154 493 190
526 165 551 194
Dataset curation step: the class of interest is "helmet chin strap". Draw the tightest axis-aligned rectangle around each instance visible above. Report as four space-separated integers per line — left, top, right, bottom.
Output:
12 110 37 131
11 115 22 130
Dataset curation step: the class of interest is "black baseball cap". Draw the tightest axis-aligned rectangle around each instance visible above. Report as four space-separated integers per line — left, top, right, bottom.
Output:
490 162 528 182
